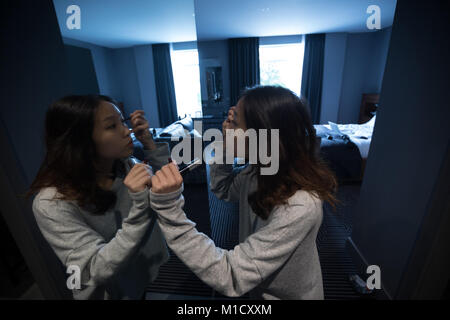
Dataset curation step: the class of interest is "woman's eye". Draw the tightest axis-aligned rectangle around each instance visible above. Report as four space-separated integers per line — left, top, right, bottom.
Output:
106 124 116 129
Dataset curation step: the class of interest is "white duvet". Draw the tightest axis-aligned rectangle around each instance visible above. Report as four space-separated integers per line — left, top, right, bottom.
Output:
317 116 376 159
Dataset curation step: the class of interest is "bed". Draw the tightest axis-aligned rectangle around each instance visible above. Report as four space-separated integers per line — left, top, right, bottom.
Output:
314 111 377 182
312 93 379 183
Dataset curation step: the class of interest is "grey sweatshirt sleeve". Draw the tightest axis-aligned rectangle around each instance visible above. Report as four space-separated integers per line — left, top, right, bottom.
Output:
209 160 248 202
149 185 319 297
142 141 170 171
32 188 153 287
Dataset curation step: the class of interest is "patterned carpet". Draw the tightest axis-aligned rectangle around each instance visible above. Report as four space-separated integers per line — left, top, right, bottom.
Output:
318 183 362 299
146 182 214 297
146 165 366 300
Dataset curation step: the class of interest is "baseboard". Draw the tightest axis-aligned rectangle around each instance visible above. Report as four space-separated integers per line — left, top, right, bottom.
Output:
345 237 392 300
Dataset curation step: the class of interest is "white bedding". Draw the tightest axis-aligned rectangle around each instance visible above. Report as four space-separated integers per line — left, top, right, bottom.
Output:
316 116 376 159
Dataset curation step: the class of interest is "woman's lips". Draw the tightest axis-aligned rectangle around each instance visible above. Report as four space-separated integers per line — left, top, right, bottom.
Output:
127 139 133 146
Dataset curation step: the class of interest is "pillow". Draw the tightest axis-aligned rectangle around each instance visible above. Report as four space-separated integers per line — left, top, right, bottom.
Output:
175 115 194 132
159 122 188 137
190 128 201 138
367 115 376 127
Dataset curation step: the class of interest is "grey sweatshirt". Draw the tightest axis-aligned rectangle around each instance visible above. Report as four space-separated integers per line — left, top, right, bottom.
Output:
149 157 325 299
32 143 171 300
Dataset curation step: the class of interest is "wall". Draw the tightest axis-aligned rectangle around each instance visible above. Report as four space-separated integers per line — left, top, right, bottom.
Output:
1 5 72 186
63 37 121 100
111 47 142 116
63 38 161 127
62 27 392 127
197 39 230 117
347 0 450 298
197 30 392 125
0 0 76 299
197 36 303 117
64 44 99 95
338 27 392 123
320 27 392 124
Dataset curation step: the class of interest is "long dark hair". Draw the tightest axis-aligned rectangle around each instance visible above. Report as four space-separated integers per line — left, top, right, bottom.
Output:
239 85 338 219
26 94 123 214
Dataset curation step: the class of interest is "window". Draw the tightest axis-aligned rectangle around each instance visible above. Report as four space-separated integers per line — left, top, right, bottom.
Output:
259 42 305 96
170 48 202 118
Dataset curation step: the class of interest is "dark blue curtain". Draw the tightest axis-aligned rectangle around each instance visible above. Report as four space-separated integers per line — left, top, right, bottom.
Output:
229 37 260 106
152 43 178 127
301 33 325 124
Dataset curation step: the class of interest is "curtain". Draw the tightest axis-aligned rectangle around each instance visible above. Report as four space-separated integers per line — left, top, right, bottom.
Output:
229 37 260 106
301 33 325 124
152 43 178 127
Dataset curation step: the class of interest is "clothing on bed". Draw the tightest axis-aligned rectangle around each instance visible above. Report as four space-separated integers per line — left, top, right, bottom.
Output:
313 116 376 181
315 116 376 159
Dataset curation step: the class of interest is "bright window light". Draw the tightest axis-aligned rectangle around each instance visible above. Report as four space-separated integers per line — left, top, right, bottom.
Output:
170 49 202 118
259 42 305 96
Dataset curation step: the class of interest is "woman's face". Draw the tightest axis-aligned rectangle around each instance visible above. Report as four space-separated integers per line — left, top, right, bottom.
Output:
92 101 134 160
232 99 247 131
230 99 249 159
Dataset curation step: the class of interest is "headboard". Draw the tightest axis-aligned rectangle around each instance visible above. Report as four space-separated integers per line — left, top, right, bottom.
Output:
358 93 379 124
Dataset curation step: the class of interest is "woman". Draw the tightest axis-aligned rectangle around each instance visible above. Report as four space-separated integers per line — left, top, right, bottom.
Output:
28 94 170 299
149 86 338 299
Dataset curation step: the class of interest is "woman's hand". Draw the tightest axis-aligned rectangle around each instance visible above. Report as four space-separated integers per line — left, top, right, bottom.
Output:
151 162 183 194
129 110 155 150
222 106 237 150
123 163 153 193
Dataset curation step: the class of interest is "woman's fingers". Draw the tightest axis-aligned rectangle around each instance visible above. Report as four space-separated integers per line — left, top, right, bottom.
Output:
151 163 183 194
129 110 147 127
124 163 153 193
222 119 232 129
155 167 168 181
130 110 145 118
158 166 175 187
133 123 149 133
131 115 146 127
228 106 236 121
136 174 152 189
126 163 141 179
151 174 161 191
127 163 149 178
167 162 183 185
134 168 152 182
130 111 151 139
161 164 177 185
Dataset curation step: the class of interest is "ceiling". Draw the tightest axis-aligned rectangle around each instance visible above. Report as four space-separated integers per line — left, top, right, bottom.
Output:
53 0 397 48
194 0 397 40
53 0 197 48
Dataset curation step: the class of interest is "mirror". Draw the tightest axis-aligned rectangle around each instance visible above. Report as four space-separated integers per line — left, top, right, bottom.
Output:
193 0 397 300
